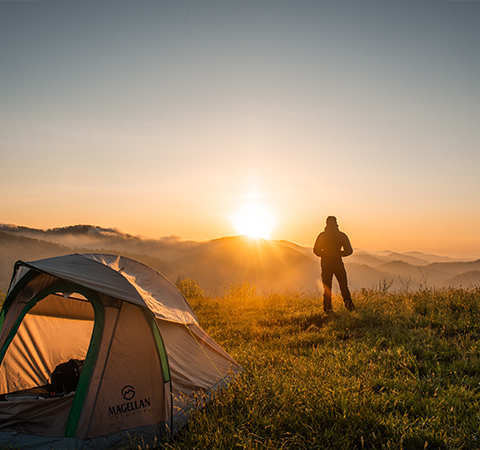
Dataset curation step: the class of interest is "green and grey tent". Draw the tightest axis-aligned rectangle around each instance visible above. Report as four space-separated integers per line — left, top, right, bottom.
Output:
0 254 240 449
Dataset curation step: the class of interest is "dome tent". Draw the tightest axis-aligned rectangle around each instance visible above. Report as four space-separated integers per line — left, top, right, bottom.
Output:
0 254 241 449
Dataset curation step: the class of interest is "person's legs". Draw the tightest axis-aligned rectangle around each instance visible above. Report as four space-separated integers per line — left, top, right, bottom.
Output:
334 263 354 311
321 266 334 313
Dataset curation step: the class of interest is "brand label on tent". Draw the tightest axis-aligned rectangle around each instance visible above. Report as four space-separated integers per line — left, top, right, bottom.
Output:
122 385 135 401
108 385 151 417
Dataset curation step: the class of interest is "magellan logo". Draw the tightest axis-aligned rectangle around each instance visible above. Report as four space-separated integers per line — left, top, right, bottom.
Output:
122 385 135 401
108 385 151 417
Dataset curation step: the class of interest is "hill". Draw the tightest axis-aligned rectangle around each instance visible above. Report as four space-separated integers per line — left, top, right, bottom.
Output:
0 231 177 293
173 236 319 295
1 224 479 294
444 270 480 287
0 231 73 290
0 224 198 262
0 231 319 295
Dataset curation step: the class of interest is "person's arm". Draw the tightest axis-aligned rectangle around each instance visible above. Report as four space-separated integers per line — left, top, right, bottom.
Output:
313 234 324 257
341 234 353 257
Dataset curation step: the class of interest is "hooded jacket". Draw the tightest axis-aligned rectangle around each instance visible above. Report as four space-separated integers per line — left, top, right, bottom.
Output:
313 223 353 263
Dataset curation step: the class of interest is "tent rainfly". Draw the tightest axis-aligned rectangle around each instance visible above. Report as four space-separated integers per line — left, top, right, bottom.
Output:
0 253 241 449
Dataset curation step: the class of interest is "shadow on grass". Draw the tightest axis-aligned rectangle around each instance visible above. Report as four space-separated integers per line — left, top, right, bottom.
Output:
296 312 331 330
259 311 331 330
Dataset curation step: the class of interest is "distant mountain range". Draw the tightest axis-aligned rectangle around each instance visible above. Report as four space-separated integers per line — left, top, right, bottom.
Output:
1 224 479 295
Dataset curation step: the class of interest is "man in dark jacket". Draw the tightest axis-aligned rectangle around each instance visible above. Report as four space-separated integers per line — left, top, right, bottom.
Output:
313 216 354 313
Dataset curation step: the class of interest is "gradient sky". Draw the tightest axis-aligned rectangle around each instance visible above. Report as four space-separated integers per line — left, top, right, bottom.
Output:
1 1 479 257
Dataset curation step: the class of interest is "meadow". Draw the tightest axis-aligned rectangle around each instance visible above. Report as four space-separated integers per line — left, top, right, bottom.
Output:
0 283 479 450
166 283 480 450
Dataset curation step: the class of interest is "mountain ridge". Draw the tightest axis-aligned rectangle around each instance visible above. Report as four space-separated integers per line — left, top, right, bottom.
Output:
0 224 478 294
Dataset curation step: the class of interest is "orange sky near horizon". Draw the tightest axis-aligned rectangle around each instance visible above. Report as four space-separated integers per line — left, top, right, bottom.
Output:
1 2 480 259
4 191 479 259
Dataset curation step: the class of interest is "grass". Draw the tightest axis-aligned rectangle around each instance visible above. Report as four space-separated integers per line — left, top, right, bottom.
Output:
164 285 480 450
1 286 480 449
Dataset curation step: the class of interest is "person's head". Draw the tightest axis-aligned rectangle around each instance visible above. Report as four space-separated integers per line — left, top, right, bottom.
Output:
325 216 339 230
326 216 337 225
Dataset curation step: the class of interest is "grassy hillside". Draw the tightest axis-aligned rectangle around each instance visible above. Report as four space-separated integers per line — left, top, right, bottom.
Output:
0 272 478 448
165 285 480 450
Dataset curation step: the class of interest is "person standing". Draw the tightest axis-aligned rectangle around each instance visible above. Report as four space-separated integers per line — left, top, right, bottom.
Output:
313 216 354 313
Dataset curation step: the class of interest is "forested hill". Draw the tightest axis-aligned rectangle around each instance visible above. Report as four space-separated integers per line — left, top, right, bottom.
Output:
0 231 176 293
0 225 479 295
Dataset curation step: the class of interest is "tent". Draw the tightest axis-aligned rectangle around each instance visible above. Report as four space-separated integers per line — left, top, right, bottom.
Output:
0 253 241 449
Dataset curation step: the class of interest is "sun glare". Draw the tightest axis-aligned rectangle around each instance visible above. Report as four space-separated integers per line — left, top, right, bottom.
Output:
233 203 275 240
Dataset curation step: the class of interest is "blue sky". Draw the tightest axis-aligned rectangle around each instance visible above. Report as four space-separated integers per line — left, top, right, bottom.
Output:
1 1 479 257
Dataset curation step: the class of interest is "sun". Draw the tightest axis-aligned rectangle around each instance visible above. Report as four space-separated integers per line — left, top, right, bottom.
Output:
232 203 275 240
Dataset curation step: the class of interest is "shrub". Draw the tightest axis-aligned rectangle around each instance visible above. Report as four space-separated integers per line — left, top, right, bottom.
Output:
223 281 257 302
175 277 205 299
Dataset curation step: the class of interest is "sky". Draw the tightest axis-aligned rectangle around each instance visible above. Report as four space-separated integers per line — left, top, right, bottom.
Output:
1 1 479 258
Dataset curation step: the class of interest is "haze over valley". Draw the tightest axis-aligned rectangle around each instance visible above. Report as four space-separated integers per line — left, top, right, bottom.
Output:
1 224 478 296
